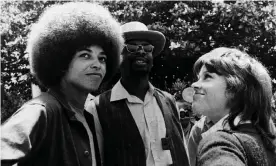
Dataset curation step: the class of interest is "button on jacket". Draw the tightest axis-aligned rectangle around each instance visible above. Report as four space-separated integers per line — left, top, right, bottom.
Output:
1 88 101 166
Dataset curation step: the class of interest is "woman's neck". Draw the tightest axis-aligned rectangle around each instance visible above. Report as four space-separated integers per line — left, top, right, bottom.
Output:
60 81 87 111
210 112 229 124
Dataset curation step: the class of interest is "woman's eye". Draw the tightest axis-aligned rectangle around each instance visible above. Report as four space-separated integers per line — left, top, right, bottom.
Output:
99 57 107 63
204 74 212 79
80 53 90 58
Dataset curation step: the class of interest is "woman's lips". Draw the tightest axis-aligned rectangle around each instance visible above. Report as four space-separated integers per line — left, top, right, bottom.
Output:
193 93 204 101
86 73 102 78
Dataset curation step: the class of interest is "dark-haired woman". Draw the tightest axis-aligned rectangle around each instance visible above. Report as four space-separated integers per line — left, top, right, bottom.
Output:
1 2 124 166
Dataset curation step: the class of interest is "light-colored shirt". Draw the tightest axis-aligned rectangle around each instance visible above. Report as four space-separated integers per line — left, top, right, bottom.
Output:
69 103 97 166
187 116 214 166
110 81 173 166
85 94 104 165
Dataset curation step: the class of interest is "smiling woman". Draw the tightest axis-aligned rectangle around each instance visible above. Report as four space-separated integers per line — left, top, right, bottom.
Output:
192 47 276 166
63 45 107 93
1 2 124 166
192 65 230 123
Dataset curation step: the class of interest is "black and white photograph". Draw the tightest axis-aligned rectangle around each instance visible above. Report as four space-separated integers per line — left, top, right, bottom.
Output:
1 0 276 166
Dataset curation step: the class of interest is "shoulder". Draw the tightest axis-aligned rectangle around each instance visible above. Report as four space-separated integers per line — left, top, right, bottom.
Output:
197 130 247 166
91 90 112 110
1 93 59 161
2 92 61 126
7 92 66 126
1 94 54 139
92 90 112 119
154 88 177 107
98 90 112 102
154 88 178 111
155 88 174 99
199 130 244 150
27 92 62 111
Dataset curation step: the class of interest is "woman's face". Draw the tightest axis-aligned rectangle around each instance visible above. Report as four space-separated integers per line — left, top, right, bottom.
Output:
63 45 107 93
191 65 231 123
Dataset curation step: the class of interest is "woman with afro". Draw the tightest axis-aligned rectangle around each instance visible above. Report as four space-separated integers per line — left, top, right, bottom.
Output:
1 2 124 166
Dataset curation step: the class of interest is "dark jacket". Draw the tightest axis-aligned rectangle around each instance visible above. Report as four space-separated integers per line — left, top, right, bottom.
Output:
95 88 190 166
197 123 276 166
1 89 100 166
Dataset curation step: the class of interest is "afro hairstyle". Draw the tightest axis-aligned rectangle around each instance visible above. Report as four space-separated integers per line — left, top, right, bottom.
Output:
27 2 124 88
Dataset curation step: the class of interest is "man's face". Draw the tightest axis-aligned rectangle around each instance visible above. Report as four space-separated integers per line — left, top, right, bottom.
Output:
121 40 154 75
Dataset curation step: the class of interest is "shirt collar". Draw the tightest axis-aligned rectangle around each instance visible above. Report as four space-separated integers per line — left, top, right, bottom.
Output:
110 80 155 103
202 114 229 138
205 116 213 124
202 114 252 138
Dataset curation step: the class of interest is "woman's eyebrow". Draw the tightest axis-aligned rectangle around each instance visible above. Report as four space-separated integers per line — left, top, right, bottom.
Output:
77 48 92 52
99 51 107 56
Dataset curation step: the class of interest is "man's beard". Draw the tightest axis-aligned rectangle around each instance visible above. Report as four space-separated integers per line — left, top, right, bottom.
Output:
120 59 151 77
130 67 150 76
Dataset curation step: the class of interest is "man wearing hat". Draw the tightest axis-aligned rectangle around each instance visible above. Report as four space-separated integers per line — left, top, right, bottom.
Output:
1 2 124 166
92 21 190 166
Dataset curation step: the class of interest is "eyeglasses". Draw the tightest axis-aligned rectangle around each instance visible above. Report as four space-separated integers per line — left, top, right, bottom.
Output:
124 44 154 53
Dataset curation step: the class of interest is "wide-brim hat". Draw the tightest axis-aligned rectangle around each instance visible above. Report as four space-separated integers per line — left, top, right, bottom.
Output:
121 21 166 56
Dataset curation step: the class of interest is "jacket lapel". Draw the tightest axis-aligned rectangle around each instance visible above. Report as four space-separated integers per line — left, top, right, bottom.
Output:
112 99 145 149
153 90 171 137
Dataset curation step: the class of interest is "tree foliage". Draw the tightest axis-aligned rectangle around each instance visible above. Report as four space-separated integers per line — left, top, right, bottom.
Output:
103 0 276 93
1 0 276 122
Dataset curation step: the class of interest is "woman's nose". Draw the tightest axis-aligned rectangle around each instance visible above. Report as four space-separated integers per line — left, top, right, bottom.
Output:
90 59 101 69
191 80 200 90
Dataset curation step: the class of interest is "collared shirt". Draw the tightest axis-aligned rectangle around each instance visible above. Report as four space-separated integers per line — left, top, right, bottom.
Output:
188 114 254 166
201 115 228 139
201 114 252 139
109 80 173 166
69 103 97 166
85 94 104 163
187 116 214 166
